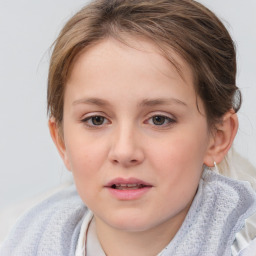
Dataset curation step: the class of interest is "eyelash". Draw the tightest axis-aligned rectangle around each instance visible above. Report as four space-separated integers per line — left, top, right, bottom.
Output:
81 115 110 127
146 115 176 127
81 114 176 128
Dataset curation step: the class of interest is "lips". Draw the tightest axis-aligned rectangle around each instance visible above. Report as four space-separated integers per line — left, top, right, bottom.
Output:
105 177 152 190
105 177 152 200
111 183 148 190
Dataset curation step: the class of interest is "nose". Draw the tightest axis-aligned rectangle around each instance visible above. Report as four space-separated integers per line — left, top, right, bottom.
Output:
108 124 145 168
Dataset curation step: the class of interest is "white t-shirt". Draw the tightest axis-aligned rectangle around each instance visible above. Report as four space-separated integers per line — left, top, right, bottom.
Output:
75 211 105 256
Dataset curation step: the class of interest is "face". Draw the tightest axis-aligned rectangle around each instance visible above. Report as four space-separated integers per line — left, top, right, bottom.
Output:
57 37 213 234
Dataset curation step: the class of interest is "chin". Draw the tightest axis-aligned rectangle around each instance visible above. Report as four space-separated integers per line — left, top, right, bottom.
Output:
104 212 164 233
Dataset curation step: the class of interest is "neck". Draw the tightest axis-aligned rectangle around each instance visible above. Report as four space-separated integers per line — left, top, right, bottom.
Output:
94 207 190 256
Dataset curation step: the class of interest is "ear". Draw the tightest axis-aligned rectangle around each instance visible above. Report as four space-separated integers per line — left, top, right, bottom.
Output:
48 118 72 171
203 110 238 167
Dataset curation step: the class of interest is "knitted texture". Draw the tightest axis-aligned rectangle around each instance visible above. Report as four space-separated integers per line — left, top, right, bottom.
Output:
161 168 256 256
0 186 86 256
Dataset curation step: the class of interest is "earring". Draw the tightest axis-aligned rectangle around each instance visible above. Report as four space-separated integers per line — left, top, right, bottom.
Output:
213 161 220 174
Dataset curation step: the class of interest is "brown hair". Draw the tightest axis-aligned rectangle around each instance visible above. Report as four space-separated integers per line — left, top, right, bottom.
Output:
47 0 241 127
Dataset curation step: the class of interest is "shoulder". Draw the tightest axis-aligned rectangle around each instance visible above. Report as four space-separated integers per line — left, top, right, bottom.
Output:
0 185 88 256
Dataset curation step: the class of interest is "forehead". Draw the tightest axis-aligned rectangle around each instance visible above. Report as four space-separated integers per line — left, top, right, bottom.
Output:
65 36 198 108
70 36 194 83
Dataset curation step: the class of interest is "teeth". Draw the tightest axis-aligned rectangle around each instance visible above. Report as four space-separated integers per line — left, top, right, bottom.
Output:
113 183 145 190
127 184 138 187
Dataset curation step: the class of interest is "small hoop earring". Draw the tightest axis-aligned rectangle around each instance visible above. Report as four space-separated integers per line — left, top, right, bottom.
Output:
213 161 220 174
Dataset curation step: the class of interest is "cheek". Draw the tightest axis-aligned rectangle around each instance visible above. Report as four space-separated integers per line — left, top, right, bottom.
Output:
147 130 208 196
63 129 107 185
149 131 208 171
65 139 105 174
64 138 106 205
63 122 106 168
148 139 205 216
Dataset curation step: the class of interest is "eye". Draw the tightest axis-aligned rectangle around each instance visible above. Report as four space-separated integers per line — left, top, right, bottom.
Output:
152 116 167 125
82 115 108 127
148 115 175 126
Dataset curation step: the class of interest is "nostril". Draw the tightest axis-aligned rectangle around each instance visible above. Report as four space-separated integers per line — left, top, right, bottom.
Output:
112 159 119 164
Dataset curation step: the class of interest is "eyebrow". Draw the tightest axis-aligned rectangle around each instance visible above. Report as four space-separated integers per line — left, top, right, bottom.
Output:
72 97 187 108
138 98 187 108
73 97 109 107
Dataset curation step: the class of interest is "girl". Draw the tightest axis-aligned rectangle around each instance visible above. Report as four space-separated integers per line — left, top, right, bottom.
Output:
1 0 256 255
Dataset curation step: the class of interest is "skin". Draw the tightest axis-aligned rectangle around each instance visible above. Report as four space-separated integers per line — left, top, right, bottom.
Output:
49 37 238 256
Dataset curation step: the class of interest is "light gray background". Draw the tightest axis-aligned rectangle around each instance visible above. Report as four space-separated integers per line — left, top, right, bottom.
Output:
0 0 255 210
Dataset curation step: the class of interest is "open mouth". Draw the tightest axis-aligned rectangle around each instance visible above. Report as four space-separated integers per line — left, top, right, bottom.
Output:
110 184 150 190
106 178 152 199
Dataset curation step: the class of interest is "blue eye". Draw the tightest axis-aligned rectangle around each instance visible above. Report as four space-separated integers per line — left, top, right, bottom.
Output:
149 115 175 126
82 116 107 126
